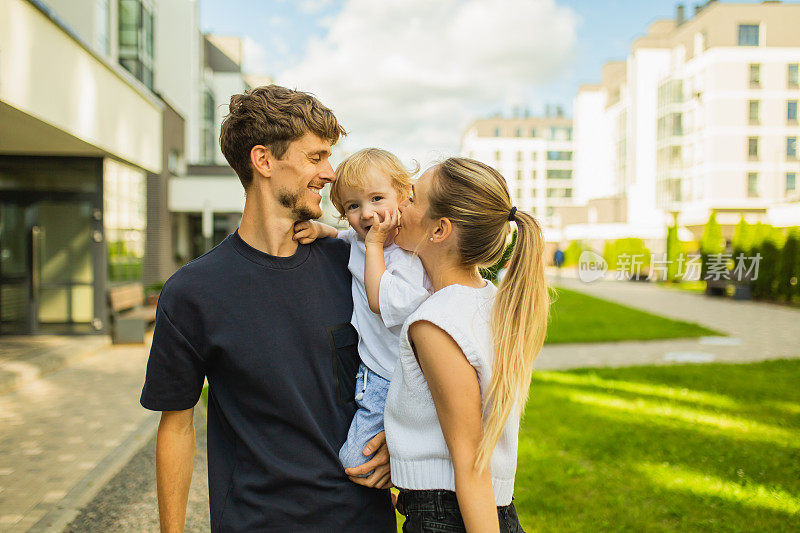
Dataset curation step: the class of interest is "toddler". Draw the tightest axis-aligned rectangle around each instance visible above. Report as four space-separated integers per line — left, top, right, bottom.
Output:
294 148 431 475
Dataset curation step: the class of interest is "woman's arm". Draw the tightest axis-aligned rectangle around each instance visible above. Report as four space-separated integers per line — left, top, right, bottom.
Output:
408 321 500 533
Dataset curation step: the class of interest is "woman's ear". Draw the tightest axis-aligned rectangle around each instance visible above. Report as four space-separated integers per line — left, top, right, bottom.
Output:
250 145 272 179
431 217 454 243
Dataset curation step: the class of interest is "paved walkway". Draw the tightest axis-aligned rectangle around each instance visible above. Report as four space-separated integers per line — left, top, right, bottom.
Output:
536 275 800 370
0 337 159 532
0 336 108 395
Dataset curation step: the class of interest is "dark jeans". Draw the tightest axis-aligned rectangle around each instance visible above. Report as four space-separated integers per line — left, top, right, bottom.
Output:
396 489 525 532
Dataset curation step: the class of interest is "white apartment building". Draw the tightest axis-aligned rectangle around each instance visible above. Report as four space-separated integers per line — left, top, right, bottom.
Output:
460 115 575 240
655 0 800 237
572 0 800 245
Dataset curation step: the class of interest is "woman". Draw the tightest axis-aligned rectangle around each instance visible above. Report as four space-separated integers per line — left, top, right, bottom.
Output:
384 157 549 532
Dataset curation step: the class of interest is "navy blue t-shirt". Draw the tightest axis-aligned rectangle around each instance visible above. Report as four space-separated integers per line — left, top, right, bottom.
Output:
140 231 395 531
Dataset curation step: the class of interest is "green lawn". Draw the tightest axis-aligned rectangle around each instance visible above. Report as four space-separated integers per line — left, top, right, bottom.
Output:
513 359 800 531
546 287 720 344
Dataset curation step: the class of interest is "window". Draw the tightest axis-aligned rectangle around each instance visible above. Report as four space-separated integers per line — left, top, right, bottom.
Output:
547 151 573 161
200 89 215 163
95 0 110 54
118 0 154 89
531 152 537 161
548 127 573 141
547 188 555 198
788 101 798 123
788 137 798 159
738 24 759 46
494 127 501 137
786 172 797 194
516 151 523 162
531 188 537 197
790 64 799 88
530 128 537 138
515 188 522 199
516 170 523 181
546 206 554 217
748 136 759 159
515 128 522 138
104 162 146 282
494 150 502 161
531 170 536 180
747 172 759 198
748 100 760 124
749 64 760 88
564 188 573 198
546 169 573 180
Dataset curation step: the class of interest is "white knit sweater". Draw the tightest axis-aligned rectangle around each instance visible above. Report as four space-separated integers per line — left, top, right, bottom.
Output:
384 281 519 506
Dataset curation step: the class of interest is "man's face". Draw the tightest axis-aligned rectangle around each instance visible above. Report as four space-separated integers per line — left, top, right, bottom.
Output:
269 133 335 221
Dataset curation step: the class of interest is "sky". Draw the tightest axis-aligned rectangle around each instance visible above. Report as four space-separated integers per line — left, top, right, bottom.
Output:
198 0 794 166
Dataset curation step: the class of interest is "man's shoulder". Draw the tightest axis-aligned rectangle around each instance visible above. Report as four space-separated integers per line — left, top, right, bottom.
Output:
159 238 234 306
311 235 350 264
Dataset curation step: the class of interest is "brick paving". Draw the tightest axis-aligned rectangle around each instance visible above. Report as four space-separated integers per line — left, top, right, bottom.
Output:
0 338 158 532
536 275 800 371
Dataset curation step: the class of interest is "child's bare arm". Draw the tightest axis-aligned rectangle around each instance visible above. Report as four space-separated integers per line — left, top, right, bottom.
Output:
364 210 400 314
293 221 339 244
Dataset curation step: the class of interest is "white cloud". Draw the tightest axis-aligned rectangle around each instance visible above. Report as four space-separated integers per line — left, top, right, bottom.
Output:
298 0 335 15
241 37 270 74
277 0 577 166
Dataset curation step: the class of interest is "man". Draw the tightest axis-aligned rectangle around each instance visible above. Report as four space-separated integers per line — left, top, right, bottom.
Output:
140 85 396 531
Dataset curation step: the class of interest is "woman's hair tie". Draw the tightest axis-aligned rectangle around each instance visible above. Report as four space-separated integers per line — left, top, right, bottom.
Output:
508 206 517 222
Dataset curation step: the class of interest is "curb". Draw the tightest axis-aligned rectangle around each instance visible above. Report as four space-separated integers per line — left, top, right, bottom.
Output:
28 411 161 533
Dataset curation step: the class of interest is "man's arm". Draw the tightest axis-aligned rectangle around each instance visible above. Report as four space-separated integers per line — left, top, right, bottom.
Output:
345 431 393 489
156 408 196 533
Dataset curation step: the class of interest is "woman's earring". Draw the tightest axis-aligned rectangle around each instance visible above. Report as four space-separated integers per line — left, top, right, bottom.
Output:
429 237 433 242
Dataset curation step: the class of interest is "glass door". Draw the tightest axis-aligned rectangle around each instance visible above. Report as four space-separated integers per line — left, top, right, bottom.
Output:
0 203 32 334
0 197 98 334
35 200 96 333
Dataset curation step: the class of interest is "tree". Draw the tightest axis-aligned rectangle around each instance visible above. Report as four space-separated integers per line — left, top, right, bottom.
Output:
731 216 752 257
666 224 681 282
480 230 517 283
778 228 799 302
700 212 725 280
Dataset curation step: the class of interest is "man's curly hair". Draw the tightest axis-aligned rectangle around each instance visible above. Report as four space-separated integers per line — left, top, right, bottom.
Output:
220 85 346 188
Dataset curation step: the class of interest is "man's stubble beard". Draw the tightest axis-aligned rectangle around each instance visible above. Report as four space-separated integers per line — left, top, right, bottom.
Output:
277 187 319 222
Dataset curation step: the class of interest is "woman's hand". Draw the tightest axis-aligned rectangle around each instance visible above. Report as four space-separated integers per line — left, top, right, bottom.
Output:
345 431 393 489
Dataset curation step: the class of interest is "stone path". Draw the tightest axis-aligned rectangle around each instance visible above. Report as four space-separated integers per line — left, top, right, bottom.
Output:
64 406 209 532
536 276 800 371
0 336 108 395
0 339 159 532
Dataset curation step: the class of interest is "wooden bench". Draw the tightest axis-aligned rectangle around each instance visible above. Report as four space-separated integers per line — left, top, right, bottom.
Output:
108 282 157 344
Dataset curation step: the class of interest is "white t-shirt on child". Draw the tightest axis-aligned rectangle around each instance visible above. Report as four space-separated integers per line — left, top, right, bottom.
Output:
338 229 432 380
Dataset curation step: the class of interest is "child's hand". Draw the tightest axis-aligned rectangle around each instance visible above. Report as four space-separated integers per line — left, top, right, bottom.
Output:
293 221 320 244
365 209 400 247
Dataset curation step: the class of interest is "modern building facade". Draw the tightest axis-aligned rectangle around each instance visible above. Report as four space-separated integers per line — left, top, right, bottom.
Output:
572 0 800 244
0 0 169 335
460 115 575 239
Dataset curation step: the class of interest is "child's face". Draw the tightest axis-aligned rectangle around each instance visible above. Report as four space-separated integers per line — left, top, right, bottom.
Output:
340 169 403 241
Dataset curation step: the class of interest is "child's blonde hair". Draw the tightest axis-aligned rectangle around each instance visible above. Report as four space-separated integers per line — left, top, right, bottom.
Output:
330 148 418 217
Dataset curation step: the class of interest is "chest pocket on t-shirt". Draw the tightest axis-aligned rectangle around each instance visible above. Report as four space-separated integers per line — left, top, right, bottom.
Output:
326 323 360 405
